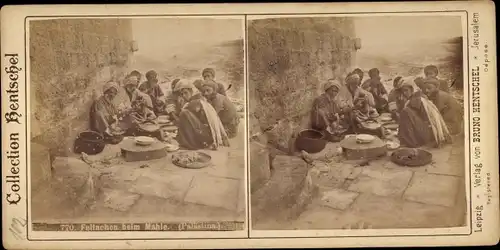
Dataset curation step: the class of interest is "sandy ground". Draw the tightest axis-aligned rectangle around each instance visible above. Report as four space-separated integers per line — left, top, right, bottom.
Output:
253 132 467 230
32 122 246 224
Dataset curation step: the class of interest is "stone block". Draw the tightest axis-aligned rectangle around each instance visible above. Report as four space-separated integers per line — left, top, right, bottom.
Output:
184 176 240 211
127 195 181 219
344 193 460 229
320 189 359 210
310 162 354 189
30 142 52 189
250 141 271 192
129 174 192 201
101 188 141 212
52 156 101 208
427 162 463 176
52 156 99 190
252 155 313 222
290 204 343 230
403 172 461 207
347 167 413 197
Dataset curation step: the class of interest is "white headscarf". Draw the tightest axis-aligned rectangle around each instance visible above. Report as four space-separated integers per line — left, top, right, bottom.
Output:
103 81 119 93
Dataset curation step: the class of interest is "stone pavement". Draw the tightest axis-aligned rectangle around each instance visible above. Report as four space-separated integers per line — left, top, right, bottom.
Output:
32 123 246 224
253 136 467 230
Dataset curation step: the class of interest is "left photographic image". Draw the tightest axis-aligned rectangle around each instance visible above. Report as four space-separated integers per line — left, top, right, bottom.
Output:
28 17 246 234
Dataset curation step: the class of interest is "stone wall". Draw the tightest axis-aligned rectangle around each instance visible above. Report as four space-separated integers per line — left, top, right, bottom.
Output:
248 17 357 152
29 19 134 156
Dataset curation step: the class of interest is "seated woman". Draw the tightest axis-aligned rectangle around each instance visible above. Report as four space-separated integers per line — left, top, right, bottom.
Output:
89 81 127 143
398 80 451 148
174 81 230 150
201 80 240 138
310 79 347 141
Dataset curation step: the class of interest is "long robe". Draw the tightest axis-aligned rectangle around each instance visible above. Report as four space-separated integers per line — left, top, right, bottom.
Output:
310 93 339 131
176 95 229 150
139 81 165 114
362 78 388 112
89 96 119 134
206 93 239 138
215 81 227 96
127 89 153 110
398 92 435 148
428 90 462 135
398 92 451 148
165 91 184 120
438 78 450 92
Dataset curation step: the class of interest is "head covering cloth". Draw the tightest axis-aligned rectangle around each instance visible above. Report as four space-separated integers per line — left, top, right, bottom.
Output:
103 81 119 93
324 79 342 92
124 75 139 86
345 73 360 85
202 68 216 77
173 80 195 93
393 76 404 90
202 79 219 91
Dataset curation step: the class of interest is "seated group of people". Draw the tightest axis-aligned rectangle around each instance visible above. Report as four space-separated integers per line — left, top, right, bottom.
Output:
310 65 463 148
89 68 240 150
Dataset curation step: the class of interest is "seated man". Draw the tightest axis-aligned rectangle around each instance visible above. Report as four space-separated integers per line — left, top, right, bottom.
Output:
345 73 376 108
362 68 389 113
165 79 184 121
139 70 166 115
352 68 365 84
89 81 127 143
123 74 153 110
424 65 449 92
129 70 142 83
398 80 451 148
201 80 240 138
174 80 229 150
423 77 463 135
310 79 346 141
202 68 227 96
387 76 405 121
130 97 156 126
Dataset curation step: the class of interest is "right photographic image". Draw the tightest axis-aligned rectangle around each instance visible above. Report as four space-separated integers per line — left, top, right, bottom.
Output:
248 15 467 231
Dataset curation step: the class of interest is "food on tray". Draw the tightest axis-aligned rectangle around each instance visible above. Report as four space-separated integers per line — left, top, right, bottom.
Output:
171 151 211 168
172 152 200 165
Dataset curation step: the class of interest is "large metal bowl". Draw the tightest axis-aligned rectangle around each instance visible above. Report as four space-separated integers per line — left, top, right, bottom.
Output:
295 129 327 153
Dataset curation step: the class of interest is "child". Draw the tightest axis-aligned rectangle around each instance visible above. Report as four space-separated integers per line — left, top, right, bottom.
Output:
130 96 157 126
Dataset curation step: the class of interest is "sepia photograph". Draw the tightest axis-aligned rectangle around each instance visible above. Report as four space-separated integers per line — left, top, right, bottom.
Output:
28 17 246 230
1 1 498 249
248 15 467 230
